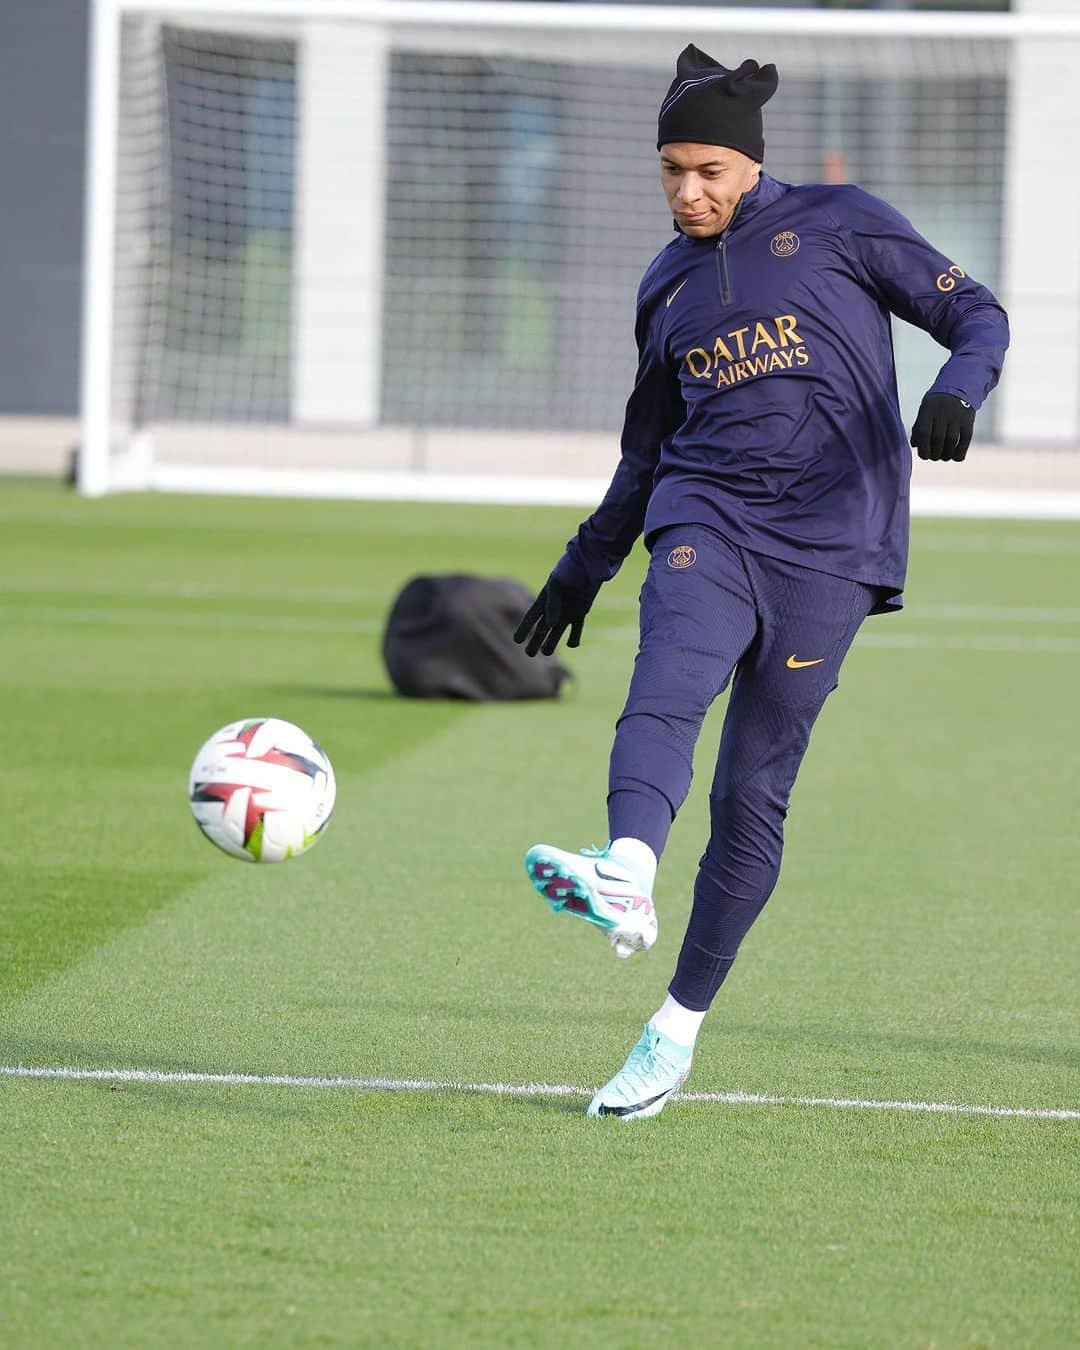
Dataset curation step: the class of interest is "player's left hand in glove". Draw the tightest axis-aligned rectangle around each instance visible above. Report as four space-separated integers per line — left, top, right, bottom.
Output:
910 392 975 462
514 575 596 657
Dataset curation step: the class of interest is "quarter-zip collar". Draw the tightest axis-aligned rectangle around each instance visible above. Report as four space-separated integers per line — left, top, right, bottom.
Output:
711 174 785 302
675 171 787 242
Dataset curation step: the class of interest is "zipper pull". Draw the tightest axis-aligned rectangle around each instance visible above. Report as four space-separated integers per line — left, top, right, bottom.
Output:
715 237 732 304
713 191 745 305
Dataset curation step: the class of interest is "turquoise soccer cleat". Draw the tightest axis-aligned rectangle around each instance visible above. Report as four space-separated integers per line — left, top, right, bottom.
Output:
587 1022 693 1119
524 842 657 958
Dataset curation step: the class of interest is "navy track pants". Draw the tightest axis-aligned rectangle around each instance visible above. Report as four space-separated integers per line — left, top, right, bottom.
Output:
608 524 879 1011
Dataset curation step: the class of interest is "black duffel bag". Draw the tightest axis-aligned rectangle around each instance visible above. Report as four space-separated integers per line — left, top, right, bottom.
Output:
382 574 570 701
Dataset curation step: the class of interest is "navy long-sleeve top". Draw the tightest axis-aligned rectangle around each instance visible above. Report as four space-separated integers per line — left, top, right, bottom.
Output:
553 172 1009 613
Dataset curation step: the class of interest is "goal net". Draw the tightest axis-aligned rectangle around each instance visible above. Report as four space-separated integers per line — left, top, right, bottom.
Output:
81 1 1080 509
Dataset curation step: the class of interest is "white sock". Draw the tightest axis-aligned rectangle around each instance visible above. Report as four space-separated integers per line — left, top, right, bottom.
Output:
650 994 706 1050
609 836 658 891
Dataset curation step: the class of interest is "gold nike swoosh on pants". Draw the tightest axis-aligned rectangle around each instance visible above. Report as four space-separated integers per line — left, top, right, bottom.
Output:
786 654 825 669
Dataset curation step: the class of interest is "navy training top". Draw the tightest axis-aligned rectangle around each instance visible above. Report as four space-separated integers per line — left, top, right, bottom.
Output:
553 173 1010 613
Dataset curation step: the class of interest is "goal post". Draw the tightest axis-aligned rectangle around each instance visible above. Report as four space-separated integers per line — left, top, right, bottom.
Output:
80 0 1080 514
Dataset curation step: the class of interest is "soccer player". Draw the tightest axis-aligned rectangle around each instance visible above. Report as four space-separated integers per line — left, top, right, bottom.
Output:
514 46 1009 1120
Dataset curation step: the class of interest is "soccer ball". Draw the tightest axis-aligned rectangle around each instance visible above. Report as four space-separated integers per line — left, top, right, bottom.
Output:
188 718 336 862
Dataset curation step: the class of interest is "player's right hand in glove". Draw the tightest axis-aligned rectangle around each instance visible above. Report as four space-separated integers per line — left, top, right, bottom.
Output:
514 575 596 657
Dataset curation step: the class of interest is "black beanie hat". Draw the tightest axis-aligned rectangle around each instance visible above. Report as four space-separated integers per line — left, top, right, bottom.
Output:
657 45 778 160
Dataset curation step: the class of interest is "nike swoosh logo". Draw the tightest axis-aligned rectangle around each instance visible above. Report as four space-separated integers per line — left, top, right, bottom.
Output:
666 278 689 307
595 864 632 884
786 654 825 669
598 1088 675 1117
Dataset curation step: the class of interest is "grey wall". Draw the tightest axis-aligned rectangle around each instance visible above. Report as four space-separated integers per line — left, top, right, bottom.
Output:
0 1 88 414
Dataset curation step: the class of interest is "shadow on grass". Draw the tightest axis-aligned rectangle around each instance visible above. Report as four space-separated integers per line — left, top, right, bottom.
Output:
717 1017 1080 1072
248 684 478 776
1 1036 591 1122
0 1036 225 1077
261 685 400 701
263 684 576 708
9 1010 1070 1126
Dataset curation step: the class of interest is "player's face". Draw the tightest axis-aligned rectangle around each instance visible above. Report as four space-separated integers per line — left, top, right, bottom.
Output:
659 144 761 237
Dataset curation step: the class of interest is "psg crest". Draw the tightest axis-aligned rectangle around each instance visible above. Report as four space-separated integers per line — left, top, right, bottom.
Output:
770 231 800 257
667 545 697 569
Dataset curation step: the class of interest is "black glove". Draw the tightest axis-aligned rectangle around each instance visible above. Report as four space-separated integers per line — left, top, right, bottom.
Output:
513 575 595 657
910 392 975 462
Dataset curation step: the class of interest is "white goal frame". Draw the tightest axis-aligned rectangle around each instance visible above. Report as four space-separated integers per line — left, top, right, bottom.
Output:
80 0 1080 516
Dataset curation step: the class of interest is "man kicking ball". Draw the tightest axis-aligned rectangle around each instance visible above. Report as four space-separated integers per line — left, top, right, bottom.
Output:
514 45 1009 1120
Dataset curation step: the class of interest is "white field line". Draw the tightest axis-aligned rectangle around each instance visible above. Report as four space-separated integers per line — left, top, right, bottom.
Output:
906 603 1080 623
918 534 1080 556
5 603 1080 652
5 581 1080 626
591 598 1080 622
596 626 1080 654
858 632 1080 654
1 510 1077 549
0 604 384 634
2 1064 1076 1120
0 578 391 603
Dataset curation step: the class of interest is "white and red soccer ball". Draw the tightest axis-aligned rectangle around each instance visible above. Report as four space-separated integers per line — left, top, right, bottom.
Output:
189 718 335 862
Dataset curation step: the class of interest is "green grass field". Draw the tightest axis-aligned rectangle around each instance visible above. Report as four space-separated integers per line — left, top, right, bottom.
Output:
2 477 1077 1347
